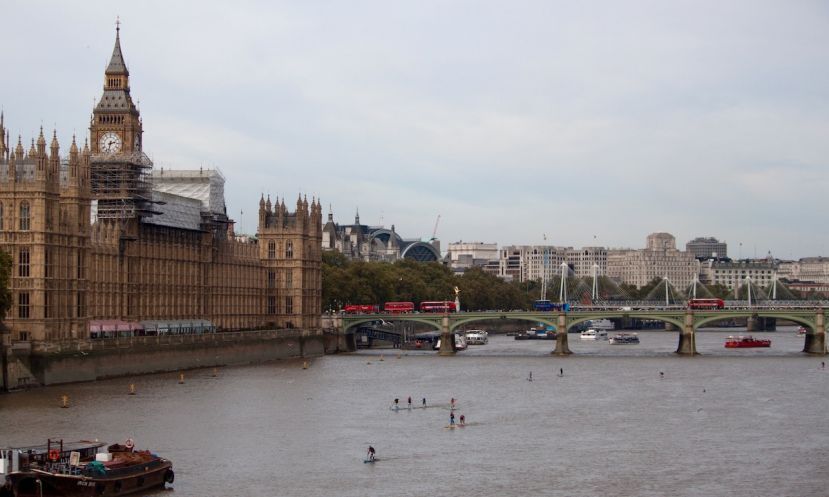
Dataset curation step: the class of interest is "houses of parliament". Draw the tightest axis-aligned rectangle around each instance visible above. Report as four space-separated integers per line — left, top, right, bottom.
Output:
0 27 323 343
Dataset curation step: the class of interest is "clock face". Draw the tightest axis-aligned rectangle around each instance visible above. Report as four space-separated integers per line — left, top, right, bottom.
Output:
99 131 122 154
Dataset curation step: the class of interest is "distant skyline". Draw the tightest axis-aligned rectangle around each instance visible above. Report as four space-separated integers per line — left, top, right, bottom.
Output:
2 1 828 259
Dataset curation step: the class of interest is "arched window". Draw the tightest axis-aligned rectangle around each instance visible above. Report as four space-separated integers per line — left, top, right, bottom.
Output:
286 241 293 259
267 241 276 259
19 201 30 231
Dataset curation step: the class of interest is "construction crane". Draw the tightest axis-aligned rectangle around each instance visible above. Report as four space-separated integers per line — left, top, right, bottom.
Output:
430 214 441 242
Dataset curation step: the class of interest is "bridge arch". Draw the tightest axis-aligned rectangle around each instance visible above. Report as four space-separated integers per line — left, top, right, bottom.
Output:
694 312 815 331
343 316 442 333
449 315 557 332
566 313 685 332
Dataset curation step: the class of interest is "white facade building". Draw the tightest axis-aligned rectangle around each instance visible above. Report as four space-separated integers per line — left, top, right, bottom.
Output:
606 233 699 289
699 259 777 290
446 242 499 272
777 257 829 284
490 245 608 282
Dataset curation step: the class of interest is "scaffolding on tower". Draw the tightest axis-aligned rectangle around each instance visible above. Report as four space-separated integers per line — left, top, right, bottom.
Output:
89 150 157 220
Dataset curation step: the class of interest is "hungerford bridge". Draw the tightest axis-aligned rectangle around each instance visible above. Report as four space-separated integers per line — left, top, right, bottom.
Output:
332 301 828 356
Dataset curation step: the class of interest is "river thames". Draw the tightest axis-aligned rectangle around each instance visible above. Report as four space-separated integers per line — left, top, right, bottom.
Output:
2 328 828 497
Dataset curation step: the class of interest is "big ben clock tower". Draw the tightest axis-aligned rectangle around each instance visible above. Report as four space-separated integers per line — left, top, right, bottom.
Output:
89 22 153 221
90 21 142 154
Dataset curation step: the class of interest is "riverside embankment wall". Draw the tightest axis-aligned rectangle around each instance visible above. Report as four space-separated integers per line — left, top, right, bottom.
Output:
4 329 326 388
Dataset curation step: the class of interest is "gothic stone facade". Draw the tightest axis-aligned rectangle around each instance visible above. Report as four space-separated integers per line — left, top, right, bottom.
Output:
0 28 321 342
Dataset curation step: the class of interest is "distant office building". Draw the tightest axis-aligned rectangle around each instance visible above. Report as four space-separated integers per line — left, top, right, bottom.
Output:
488 245 607 283
699 258 777 290
446 242 498 273
777 257 829 285
492 245 567 283
567 246 607 277
321 209 440 262
785 281 829 298
686 236 727 259
606 233 699 289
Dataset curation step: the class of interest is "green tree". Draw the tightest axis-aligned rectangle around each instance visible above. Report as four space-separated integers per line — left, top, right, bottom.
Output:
0 250 11 318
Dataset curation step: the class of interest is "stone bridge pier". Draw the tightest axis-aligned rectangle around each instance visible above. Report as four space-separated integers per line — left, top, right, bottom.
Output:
804 309 826 355
552 313 571 355
439 315 456 356
676 311 697 355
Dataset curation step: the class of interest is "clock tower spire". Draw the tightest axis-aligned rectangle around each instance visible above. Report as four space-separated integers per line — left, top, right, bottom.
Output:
90 19 142 155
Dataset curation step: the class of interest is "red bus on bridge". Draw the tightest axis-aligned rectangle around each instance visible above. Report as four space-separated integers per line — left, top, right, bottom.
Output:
688 298 725 310
343 304 380 314
384 301 415 314
419 301 457 313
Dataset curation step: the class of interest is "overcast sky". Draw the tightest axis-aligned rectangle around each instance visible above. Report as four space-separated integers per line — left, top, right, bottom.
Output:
2 1 828 258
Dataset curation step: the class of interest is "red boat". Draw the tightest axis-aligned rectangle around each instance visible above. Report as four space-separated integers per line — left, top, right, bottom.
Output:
724 335 771 348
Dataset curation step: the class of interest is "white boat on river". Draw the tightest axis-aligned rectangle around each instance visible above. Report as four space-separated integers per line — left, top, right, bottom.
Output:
580 328 608 340
464 330 489 345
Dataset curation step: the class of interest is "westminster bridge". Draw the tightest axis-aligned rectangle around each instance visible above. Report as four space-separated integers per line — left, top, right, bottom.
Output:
331 302 828 356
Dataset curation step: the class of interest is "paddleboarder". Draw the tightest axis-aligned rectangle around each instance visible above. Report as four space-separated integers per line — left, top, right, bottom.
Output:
367 446 376 462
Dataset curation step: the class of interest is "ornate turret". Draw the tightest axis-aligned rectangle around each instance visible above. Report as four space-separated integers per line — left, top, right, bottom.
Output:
0 111 6 158
37 127 47 155
67 135 80 182
49 130 60 181
15 136 24 160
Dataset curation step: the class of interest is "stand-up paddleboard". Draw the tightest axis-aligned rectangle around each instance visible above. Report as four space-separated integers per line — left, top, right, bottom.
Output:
364 458 379 463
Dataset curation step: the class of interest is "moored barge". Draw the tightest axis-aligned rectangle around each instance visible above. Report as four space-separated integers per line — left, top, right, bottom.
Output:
1 438 173 496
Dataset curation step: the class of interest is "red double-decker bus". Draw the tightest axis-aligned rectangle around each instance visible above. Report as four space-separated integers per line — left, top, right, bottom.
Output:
343 304 380 314
419 301 457 313
383 301 415 314
688 298 725 310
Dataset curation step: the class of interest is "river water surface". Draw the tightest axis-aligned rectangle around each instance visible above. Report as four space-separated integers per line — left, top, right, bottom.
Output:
2 328 828 497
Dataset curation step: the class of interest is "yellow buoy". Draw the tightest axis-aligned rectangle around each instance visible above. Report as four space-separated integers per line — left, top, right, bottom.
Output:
128 384 136 395
379 355 384 362
178 373 185 384
212 368 218 378
396 353 402 359
61 395 69 408
302 361 308 369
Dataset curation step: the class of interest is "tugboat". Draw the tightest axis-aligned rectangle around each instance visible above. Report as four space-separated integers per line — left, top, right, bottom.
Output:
724 335 771 348
1 438 174 496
